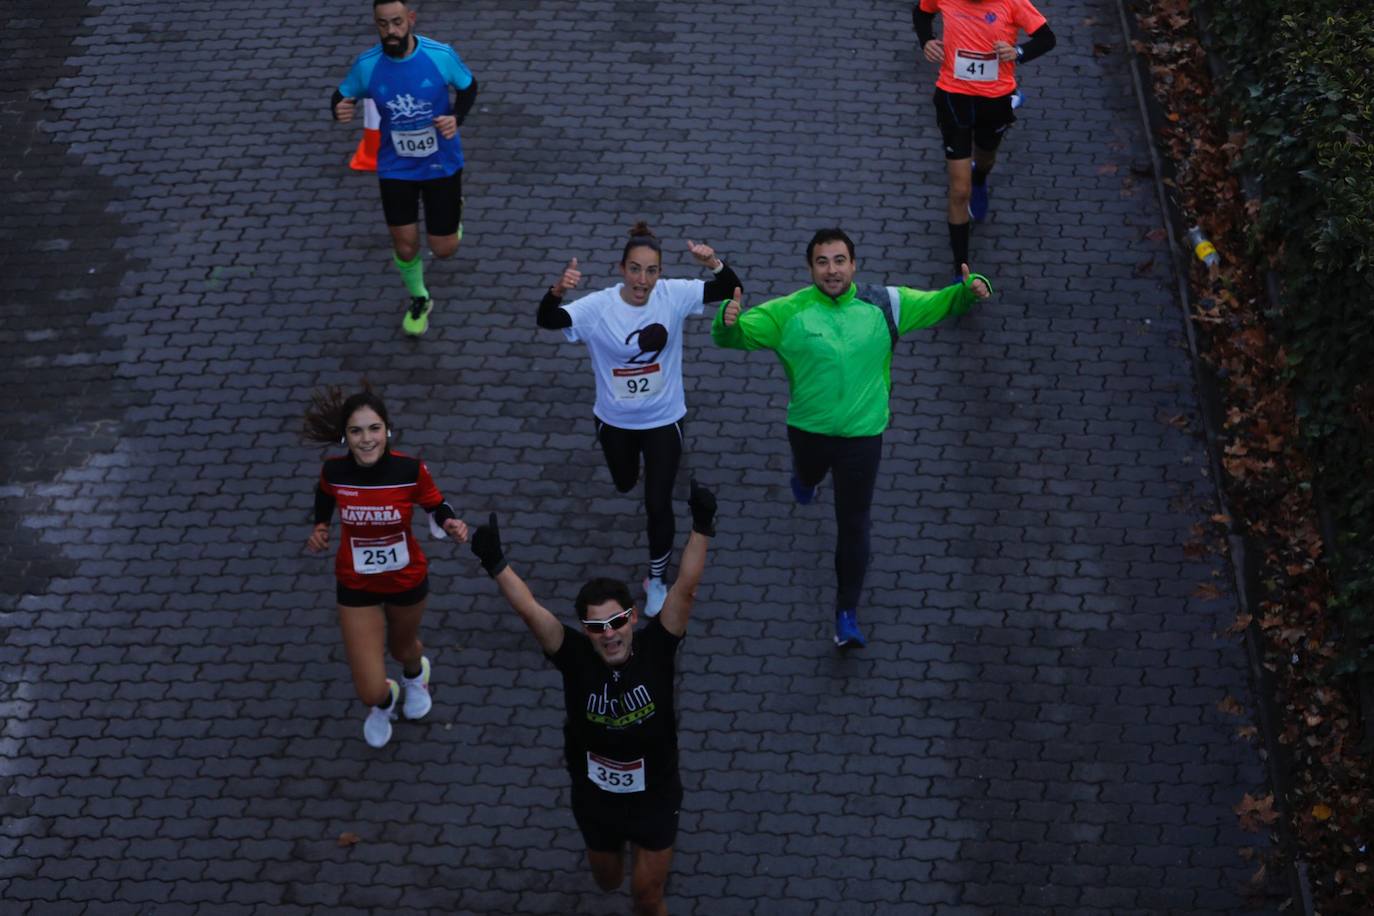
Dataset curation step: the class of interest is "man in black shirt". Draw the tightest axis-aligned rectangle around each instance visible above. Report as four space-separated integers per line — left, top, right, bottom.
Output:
470 481 717 916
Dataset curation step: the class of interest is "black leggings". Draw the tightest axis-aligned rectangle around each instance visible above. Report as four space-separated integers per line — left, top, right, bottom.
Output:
788 426 883 611
595 418 684 569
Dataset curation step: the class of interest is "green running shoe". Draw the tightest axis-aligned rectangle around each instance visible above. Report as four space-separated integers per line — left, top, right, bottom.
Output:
402 296 433 336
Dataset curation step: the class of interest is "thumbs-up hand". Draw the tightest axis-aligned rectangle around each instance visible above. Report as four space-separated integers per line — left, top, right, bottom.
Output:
723 287 743 327
687 238 720 270
961 263 991 299
552 258 582 297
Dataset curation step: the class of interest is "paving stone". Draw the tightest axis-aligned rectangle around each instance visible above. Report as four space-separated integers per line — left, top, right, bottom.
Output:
0 0 1278 913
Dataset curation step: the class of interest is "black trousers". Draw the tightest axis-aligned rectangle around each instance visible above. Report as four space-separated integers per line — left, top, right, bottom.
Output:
595 418 684 565
788 426 883 611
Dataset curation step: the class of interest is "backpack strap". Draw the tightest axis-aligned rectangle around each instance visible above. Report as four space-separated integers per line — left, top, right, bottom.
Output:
855 283 900 349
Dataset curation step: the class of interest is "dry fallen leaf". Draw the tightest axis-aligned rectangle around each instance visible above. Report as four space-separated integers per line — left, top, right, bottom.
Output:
1312 803 1333 821
1193 582 1224 600
1217 695 1246 716
337 832 361 848
1234 792 1279 831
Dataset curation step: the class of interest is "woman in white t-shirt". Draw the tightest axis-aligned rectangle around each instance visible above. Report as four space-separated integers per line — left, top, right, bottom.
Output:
537 222 742 616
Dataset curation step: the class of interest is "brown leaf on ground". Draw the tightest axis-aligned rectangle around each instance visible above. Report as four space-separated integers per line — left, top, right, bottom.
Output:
1193 582 1224 600
1226 613 1253 634
1235 793 1279 831
1146 227 1168 241
1218 695 1246 716
337 832 361 848
1093 42 1116 57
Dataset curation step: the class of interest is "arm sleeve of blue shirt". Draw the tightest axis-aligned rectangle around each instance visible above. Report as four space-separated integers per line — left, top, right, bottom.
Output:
431 44 474 90
338 54 376 99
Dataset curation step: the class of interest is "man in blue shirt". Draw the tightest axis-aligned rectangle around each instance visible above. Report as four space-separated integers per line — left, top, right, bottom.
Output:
332 1 478 335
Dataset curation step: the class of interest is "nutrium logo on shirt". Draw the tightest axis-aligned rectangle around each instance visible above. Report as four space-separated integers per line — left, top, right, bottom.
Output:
585 682 656 728
341 506 402 524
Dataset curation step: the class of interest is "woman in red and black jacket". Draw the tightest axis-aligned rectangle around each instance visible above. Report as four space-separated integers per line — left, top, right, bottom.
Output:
303 384 468 748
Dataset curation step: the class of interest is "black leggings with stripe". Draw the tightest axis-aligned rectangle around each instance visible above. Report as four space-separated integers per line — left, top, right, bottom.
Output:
595 418 684 570
788 425 884 611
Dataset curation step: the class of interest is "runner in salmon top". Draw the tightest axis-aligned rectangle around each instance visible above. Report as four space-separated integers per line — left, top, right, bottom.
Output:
304 383 468 748
913 0 1056 277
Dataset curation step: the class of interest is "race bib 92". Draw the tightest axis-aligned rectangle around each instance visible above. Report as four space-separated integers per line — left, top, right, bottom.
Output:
611 364 660 400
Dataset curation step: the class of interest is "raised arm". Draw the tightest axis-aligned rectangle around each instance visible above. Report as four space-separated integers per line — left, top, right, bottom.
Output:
658 480 716 637
537 258 581 330
687 239 743 304
893 264 994 334
711 289 786 351
471 513 564 654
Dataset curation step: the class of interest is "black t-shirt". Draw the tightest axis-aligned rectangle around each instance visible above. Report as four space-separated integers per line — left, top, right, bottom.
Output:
548 617 682 801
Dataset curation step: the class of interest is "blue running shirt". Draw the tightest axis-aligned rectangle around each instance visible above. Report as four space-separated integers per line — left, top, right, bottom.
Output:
339 35 473 181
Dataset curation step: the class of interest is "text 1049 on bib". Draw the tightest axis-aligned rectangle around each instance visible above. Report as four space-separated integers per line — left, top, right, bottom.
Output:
587 752 645 793
391 126 437 157
351 533 410 574
954 48 999 82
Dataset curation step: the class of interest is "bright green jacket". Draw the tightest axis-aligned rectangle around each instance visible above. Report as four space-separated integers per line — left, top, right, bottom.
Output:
711 279 984 437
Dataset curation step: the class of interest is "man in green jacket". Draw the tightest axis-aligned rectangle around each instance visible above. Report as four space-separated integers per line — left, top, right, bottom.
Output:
711 228 991 648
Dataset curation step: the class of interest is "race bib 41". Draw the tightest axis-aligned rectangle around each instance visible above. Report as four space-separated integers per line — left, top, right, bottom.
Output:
954 48 999 82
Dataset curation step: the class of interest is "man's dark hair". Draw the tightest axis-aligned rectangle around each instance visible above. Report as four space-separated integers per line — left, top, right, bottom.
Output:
806 228 855 263
374 0 408 8
574 577 634 619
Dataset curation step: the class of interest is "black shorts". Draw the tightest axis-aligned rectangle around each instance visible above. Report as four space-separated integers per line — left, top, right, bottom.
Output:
336 576 429 608
379 170 463 235
933 88 1015 160
571 784 680 853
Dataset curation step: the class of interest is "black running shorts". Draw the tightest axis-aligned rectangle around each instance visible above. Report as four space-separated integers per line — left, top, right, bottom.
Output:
336 576 430 608
378 170 463 235
571 785 680 853
933 88 1015 160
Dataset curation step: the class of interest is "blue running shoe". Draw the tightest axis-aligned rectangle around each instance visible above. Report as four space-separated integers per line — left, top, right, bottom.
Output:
834 609 867 649
1010 88 1025 110
790 475 817 506
969 178 990 223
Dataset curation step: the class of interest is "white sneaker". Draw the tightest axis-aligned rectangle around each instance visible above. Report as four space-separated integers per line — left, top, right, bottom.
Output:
642 577 668 618
363 679 399 748
402 656 432 720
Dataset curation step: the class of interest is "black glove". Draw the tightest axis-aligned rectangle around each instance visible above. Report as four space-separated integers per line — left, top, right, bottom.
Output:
470 512 508 577
688 478 717 537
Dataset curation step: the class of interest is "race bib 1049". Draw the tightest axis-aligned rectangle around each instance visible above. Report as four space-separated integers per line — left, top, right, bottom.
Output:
954 48 999 82
611 364 660 400
350 533 409 575
587 752 645 794
391 126 438 158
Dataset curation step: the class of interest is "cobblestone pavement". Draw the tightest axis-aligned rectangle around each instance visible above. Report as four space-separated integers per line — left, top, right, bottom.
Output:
1 0 1278 913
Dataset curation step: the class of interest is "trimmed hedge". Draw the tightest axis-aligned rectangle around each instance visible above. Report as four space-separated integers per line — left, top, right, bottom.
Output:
1196 0 1374 674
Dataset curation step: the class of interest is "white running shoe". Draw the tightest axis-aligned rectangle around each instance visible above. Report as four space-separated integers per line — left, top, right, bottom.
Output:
642 577 668 618
363 679 399 748
402 656 432 720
